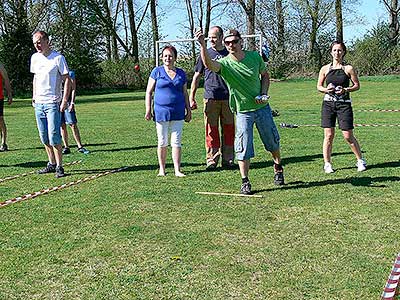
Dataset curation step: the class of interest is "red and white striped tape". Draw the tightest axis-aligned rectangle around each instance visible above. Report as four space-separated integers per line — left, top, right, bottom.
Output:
357 109 400 112
0 160 82 183
354 124 400 127
382 253 400 300
0 166 128 208
293 124 400 128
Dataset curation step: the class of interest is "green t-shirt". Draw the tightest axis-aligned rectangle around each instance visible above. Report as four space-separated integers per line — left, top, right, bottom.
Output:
218 50 267 113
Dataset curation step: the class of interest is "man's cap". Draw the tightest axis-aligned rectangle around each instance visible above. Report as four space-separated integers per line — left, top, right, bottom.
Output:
223 29 241 41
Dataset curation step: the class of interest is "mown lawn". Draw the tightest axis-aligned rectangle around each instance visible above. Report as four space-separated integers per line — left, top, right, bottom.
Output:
0 77 399 299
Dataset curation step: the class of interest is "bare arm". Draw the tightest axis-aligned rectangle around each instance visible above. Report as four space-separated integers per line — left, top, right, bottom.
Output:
183 83 191 122
344 65 360 93
70 77 76 103
189 71 202 109
0 63 12 105
145 77 156 120
68 77 77 111
32 76 36 106
260 70 270 95
195 29 221 73
61 74 71 112
317 65 334 94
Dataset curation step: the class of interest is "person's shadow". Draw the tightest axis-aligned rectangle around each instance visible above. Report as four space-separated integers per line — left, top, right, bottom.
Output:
253 174 399 194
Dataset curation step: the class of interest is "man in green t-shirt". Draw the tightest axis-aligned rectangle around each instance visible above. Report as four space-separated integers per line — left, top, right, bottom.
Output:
195 28 284 195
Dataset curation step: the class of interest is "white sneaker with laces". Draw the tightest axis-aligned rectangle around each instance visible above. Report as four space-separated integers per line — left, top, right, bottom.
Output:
324 162 334 174
356 159 367 172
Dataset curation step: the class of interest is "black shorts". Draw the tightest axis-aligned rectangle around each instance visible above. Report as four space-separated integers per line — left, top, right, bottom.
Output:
0 99 4 117
321 101 354 130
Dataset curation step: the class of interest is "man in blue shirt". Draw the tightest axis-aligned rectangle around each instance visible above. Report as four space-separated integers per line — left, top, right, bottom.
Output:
189 26 235 170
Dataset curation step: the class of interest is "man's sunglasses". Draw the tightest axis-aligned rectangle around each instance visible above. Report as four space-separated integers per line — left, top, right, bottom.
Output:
224 39 240 45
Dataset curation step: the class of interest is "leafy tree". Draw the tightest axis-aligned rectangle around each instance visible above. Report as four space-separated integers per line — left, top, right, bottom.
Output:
382 0 399 46
335 0 343 42
0 0 34 94
50 0 104 88
348 22 400 75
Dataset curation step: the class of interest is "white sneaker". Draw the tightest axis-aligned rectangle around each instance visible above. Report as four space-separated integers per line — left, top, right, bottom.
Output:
324 162 334 173
356 159 367 172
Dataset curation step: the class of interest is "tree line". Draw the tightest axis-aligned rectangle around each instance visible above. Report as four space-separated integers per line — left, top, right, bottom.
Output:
0 0 399 94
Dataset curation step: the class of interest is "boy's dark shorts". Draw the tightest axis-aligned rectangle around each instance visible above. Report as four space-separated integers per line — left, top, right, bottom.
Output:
321 101 354 130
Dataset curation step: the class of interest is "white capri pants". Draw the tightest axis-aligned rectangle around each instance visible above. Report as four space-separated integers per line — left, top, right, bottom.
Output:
156 120 184 148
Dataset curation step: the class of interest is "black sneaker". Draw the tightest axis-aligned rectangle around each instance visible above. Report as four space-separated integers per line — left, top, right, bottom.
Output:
62 147 71 154
0 143 8 151
55 166 65 178
38 162 56 174
240 181 252 195
77 147 90 154
222 160 237 170
274 171 285 185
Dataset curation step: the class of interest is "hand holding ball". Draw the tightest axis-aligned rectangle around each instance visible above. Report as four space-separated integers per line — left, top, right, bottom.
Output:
327 83 335 93
335 85 344 94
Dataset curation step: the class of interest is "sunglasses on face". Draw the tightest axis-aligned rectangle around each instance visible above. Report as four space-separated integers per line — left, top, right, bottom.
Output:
224 39 240 45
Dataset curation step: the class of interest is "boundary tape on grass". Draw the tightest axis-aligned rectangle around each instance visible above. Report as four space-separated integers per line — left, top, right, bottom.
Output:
357 109 400 113
283 124 400 128
196 191 263 198
382 253 400 300
0 160 82 183
0 166 128 208
353 124 400 127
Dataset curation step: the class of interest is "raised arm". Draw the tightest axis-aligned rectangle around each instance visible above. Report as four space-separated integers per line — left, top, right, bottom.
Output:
195 29 221 73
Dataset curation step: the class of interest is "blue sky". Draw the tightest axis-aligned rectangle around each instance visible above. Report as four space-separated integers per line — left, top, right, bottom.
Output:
344 0 387 41
161 0 388 42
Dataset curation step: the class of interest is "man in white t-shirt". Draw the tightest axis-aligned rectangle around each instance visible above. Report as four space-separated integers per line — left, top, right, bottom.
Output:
31 31 71 178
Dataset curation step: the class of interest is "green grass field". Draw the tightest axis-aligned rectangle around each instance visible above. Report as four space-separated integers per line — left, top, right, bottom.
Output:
1 78 399 299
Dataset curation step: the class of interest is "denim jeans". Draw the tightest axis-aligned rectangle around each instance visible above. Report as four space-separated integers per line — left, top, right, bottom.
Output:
34 103 62 145
235 105 280 160
61 102 78 125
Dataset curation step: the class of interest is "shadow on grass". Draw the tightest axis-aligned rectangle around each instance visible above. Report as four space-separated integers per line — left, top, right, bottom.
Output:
89 144 157 153
74 94 144 105
249 151 353 169
0 160 48 168
183 161 239 174
12 94 144 109
69 164 159 175
253 175 400 194
9 142 117 152
335 160 400 171
356 160 399 170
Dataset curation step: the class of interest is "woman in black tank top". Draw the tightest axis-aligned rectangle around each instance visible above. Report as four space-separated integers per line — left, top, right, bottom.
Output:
317 41 366 174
